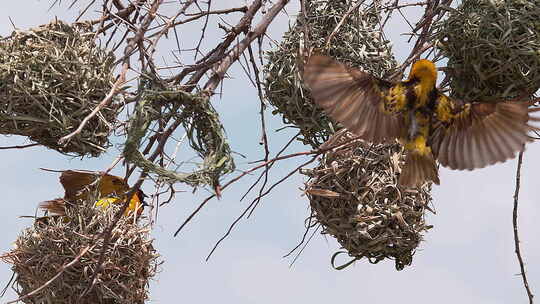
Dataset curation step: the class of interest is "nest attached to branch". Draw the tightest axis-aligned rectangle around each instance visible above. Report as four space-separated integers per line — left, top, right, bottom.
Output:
0 20 118 157
435 0 540 101
303 132 433 270
1 199 159 304
124 86 235 189
264 0 397 148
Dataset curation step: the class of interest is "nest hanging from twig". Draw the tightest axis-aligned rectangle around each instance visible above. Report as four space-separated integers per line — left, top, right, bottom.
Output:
264 0 397 148
434 0 540 101
123 86 235 189
1 199 159 304
0 20 118 157
303 131 433 270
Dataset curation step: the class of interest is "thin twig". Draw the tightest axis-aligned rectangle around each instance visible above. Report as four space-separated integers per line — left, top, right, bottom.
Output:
173 134 363 237
0 143 40 150
283 212 315 258
288 224 320 267
203 0 291 93
512 151 534 304
6 245 95 304
205 155 318 261
58 62 129 145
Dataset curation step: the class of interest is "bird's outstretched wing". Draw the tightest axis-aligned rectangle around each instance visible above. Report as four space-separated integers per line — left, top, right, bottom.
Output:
303 55 406 144
430 93 540 170
60 170 128 201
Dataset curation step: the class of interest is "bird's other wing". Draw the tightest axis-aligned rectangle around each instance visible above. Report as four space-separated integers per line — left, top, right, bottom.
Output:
303 55 406 144
430 93 540 170
60 170 98 201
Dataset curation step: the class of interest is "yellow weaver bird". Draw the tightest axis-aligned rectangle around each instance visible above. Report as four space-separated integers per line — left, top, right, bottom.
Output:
40 170 147 217
303 55 540 187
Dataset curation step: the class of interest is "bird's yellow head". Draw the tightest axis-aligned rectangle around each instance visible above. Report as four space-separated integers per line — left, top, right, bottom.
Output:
408 59 437 84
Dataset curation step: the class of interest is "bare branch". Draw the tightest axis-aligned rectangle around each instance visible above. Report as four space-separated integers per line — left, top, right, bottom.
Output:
58 62 129 145
203 0 290 93
512 151 535 304
0 143 40 150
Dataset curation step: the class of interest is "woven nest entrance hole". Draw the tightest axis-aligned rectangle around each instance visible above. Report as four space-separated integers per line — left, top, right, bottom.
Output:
304 132 434 270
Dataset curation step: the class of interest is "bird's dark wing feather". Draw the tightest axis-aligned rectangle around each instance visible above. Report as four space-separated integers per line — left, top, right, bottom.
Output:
60 170 98 201
303 55 406 144
430 93 540 170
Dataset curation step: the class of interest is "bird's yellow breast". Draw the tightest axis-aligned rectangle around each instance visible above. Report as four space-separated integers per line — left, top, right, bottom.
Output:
95 193 144 216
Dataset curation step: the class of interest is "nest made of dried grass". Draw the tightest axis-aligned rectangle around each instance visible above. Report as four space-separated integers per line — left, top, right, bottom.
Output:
303 131 433 270
124 86 234 188
0 20 118 157
434 0 540 101
264 0 397 148
1 199 159 304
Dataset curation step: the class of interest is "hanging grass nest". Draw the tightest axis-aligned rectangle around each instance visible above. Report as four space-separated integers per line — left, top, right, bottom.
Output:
303 131 433 270
434 0 540 101
0 20 118 157
264 0 397 148
1 199 159 304
123 86 234 189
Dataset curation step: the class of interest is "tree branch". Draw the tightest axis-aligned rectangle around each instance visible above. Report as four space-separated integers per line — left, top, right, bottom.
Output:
512 151 534 304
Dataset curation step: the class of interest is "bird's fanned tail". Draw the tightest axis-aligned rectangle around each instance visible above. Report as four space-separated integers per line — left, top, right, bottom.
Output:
399 151 440 187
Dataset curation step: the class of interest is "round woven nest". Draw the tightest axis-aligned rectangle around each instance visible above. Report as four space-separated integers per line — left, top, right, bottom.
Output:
264 0 397 148
123 87 235 188
1 200 159 304
435 0 540 101
0 20 118 157
303 131 433 270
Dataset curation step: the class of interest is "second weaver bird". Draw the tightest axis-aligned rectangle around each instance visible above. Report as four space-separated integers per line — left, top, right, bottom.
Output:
40 170 147 217
303 55 539 187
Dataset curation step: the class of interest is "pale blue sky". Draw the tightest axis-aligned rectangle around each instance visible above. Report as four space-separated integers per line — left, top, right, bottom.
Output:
1 1 539 304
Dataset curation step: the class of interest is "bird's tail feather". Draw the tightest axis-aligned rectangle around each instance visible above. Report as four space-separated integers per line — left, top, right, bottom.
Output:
399 151 440 187
39 198 69 216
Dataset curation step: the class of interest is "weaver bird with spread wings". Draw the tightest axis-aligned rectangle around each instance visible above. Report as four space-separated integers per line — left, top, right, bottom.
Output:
40 170 147 217
303 55 540 187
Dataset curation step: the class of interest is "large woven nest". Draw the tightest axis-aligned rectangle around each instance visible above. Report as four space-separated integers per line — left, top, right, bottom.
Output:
264 0 397 148
435 0 540 101
303 132 433 270
0 20 118 157
124 86 234 189
1 200 159 304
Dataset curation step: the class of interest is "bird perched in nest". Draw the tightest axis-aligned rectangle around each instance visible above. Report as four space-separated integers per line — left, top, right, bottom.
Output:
303 55 540 187
39 170 147 218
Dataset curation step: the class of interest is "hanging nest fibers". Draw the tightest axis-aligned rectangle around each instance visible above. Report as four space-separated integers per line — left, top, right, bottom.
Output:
124 86 235 189
434 0 540 101
264 0 397 148
0 20 118 157
1 198 159 304
303 131 433 270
